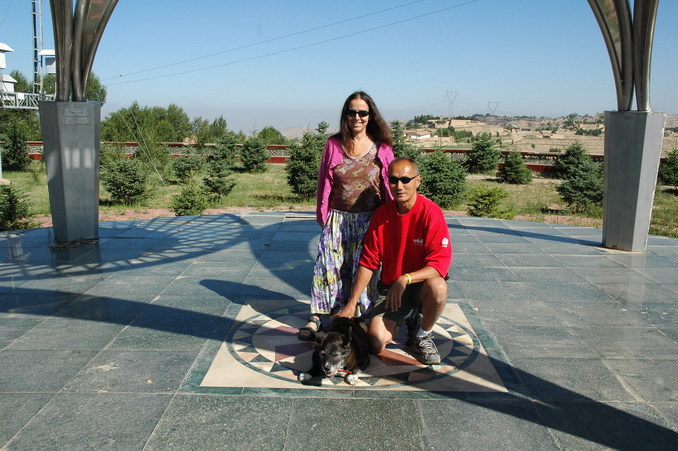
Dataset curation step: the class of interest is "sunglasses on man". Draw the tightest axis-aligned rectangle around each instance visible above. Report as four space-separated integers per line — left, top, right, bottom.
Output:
388 175 420 184
347 109 370 118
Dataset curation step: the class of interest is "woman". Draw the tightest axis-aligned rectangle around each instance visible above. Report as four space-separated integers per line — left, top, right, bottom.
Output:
299 91 395 340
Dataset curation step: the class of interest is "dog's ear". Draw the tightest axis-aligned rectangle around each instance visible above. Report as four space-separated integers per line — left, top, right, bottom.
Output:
344 326 352 346
314 331 326 344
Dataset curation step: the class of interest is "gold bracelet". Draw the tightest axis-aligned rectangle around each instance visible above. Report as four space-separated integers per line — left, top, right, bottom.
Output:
404 273 412 285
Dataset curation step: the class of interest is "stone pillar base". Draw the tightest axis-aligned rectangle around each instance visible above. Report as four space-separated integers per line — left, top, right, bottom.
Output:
602 111 666 251
39 101 101 244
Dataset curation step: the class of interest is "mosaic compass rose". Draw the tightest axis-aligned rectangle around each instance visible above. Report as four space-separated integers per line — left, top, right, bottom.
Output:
225 304 480 389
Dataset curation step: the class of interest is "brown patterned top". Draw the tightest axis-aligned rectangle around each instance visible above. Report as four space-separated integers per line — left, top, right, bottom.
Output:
329 144 383 213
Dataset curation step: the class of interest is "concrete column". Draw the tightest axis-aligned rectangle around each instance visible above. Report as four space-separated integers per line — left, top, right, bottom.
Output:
39 101 101 243
602 110 666 251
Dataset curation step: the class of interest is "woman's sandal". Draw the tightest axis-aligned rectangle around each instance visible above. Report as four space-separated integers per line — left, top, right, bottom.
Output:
298 315 321 341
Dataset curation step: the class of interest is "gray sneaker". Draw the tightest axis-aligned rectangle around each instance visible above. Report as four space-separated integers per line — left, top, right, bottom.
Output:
415 333 440 365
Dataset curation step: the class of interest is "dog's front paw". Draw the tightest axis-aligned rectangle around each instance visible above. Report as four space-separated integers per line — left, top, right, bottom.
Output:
345 373 358 385
298 372 312 383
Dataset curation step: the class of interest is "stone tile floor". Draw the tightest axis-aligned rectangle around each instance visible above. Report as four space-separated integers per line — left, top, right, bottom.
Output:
0 212 676 450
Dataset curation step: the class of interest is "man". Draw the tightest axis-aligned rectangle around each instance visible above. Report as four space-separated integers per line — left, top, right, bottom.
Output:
336 158 452 364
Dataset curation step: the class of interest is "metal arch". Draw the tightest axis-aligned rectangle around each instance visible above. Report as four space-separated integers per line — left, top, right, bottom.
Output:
587 0 633 111
587 0 660 112
48 0 118 102
633 0 660 112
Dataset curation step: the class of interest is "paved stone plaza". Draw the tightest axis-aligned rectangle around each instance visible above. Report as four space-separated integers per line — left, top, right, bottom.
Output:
1 213 676 449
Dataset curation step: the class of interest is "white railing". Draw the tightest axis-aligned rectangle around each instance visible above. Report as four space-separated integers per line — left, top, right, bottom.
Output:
0 92 55 109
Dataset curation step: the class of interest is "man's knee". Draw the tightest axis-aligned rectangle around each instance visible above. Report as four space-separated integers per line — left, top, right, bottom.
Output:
368 318 395 354
368 334 387 354
421 277 447 305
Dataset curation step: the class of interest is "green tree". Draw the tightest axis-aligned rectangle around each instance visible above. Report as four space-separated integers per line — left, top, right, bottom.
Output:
0 109 41 140
497 151 533 184
286 130 323 199
556 159 604 213
171 183 209 216
101 102 192 142
257 126 287 145
467 186 514 219
240 138 268 173
658 148 678 186
101 158 151 204
191 116 228 147
391 120 419 160
0 185 37 230
553 142 590 179
43 72 106 103
418 150 467 209
316 121 330 135
172 154 205 182
1 123 31 171
9 70 31 92
213 133 240 168
203 161 237 201
464 133 500 173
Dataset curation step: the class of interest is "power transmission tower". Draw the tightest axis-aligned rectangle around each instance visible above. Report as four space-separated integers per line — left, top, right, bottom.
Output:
487 101 499 124
488 101 499 115
446 90 457 125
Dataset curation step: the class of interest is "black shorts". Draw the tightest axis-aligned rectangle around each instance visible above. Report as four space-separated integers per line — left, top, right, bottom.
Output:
369 280 423 326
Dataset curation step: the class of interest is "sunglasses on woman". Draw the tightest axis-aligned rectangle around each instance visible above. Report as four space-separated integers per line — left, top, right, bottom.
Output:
347 109 370 118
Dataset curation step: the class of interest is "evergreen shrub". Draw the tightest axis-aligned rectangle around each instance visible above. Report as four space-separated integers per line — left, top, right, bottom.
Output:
659 148 678 187
171 184 209 216
467 186 514 219
286 130 322 199
0 185 37 230
203 161 236 200
553 142 589 180
241 138 268 173
101 158 150 204
464 133 500 174
213 134 240 168
497 152 533 184
556 159 604 213
1 124 31 171
418 150 467 209
172 154 205 182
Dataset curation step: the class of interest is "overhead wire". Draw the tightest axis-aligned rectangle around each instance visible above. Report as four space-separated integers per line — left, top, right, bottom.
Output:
0 0 16 31
116 108 167 185
103 0 430 81
106 0 478 86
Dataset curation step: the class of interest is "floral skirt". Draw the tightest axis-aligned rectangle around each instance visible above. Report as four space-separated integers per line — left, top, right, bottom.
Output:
311 209 378 316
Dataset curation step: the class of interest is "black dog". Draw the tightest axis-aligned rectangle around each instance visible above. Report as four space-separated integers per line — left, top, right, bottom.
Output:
298 317 370 385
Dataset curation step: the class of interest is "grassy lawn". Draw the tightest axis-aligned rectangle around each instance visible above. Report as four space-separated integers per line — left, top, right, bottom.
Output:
4 161 678 238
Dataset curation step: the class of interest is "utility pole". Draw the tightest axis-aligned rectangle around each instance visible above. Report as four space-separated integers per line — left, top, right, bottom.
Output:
31 0 44 95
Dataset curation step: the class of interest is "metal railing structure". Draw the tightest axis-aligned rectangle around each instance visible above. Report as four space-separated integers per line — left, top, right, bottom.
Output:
0 91 55 109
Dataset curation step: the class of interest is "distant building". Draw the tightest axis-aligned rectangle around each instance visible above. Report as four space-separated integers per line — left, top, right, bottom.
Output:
406 130 431 140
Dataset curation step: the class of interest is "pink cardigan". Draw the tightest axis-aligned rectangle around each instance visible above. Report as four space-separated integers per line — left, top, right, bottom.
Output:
316 136 395 225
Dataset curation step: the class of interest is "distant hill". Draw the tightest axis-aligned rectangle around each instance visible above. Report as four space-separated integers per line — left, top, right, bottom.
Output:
280 126 338 140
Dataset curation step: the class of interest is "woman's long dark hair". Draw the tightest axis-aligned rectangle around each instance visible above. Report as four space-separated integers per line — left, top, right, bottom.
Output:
334 91 392 153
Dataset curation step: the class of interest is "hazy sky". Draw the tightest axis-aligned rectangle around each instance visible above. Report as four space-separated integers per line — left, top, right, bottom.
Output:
1 0 676 133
